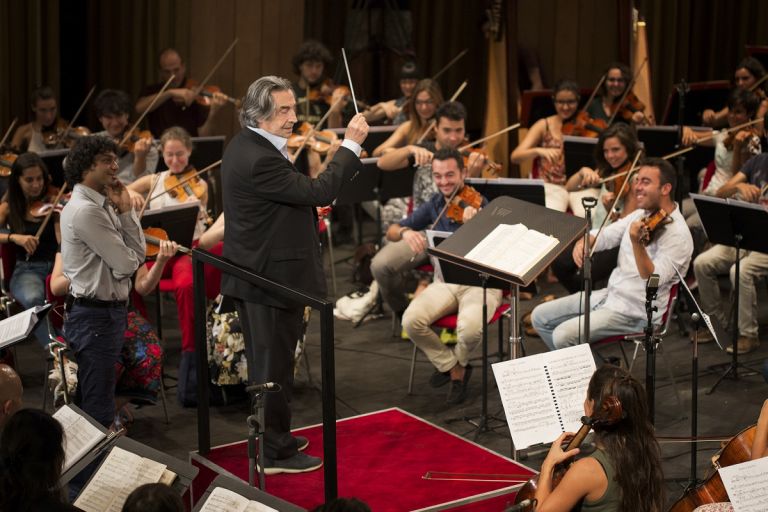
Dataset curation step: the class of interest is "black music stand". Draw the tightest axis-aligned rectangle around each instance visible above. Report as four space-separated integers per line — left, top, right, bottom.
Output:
141 203 200 250
563 135 598 178
692 194 766 393
429 196 585 454
0 303 52 349
39 148 69 188
193 474 305 512
637 126 679 157
464 177 546 207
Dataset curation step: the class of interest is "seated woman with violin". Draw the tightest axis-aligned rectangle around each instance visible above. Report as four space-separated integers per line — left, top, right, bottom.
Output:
681 88 762 255
586 62 650 126
550 123 642 294
372 79 444 156
364 61 421 126
512 80 591 214
702 57 768 129
93 89 158 184
10 86 70 154
0 153 61 347
128 126 217 406
522 365 664 512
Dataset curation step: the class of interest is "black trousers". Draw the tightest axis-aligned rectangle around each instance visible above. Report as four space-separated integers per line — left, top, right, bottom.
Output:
234 299 304 460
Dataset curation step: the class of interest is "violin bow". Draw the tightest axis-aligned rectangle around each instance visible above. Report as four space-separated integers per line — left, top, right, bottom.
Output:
56 85 96 147
749 73 768 92
458 123 521 152
606 57 648 126
341 48 360 115
589 149 643 258
147 159 221 204
430 183 464 230
431 48 468 81
139 174 160 219
290 97 343 164
194 38 239 94
578 74 606 118
664 117 764 161
119 74 176 147
416 80 468 145
0 118 18 148
29 183 67 261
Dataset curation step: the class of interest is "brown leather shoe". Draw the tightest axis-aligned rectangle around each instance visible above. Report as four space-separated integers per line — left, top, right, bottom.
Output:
726 336 760 355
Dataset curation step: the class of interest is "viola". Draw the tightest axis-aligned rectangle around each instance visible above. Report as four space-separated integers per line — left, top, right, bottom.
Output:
513 396 624 511
668 424 755 511
0 152 17 178
143 227 191 259
445 185 483 224
288 122 339 155
562 111 607 138
638 209 672 246
163 166 206 203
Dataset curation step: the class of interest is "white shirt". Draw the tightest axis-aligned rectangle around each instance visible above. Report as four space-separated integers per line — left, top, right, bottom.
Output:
590 204 692 322
247 126 362 159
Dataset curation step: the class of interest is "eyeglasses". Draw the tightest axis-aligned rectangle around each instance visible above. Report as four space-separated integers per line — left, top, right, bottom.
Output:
95 156 119 167
554 99 578 106
415 99 435 106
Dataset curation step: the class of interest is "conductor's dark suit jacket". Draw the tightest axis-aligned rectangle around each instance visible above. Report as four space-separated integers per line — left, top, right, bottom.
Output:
221 128 361 308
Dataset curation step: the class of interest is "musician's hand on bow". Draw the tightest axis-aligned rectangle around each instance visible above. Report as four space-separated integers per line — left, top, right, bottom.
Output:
681 127 699 146
409 145 434 167
579 167 601 188
601 191 616 209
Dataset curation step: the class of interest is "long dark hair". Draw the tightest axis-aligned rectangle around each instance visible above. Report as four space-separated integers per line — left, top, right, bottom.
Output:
0 408 66 510
598 62 632 98
7 152 51 234
587 365 664 512
593 123 640 174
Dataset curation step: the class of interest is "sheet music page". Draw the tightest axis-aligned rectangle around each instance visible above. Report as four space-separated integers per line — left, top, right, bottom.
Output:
74 446 167 512
465 223 559 277
53 405 106 472
244 501 280 512
718 457 768 512
199 487 249 512
0 306 37 348
492 345 596 449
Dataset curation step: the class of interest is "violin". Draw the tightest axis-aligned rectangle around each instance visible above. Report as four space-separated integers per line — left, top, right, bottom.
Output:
163 166 206 203
445 185 483 224
184 79 241 108
462 147 502 179
118 129 155 155
288 122 339 155
0 152 17 178
41 119 91 149
638 209 671 246
607 90 647 124
143 227 191 259
28 185 70 218
562 111 607 138
305 79 368 110
513 396 624 511
668 424 755 512
604 161 633 199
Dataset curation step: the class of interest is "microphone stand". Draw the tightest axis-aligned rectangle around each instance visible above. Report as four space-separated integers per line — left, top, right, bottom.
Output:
687 311 702 489
247 389 267 489
580 197 598 344
674 79 689 205
644 275 660 424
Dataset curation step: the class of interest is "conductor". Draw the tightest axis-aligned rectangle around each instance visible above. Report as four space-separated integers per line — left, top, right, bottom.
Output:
222 76 368 474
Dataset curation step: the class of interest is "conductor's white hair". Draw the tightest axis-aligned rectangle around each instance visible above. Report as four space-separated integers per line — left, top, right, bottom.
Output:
239 76 294 128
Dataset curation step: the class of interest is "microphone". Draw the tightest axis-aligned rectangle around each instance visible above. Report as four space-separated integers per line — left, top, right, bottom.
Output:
246 382 279 393
505 498 536 512
646 273 660 301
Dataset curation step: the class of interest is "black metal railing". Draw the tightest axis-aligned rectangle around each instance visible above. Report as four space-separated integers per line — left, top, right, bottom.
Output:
193 248 338 501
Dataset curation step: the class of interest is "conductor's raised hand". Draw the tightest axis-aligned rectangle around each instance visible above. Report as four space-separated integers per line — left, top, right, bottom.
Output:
344 113 369 146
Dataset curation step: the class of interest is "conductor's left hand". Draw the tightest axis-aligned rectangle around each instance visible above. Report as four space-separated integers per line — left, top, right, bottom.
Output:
344 113 369 146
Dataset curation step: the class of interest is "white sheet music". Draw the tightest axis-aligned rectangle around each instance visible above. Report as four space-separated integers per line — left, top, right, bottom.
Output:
465 223 559 277
492 345 596 449
200 487 279 512
53 405 106 472
74 446 168 512
718 456 768 512
0 304 49 349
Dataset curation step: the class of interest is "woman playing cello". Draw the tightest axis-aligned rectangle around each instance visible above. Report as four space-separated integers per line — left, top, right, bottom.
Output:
531 365 664 512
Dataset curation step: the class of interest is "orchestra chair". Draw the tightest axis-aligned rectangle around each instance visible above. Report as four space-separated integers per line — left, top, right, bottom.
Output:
407 302 511 395
591 283 683 407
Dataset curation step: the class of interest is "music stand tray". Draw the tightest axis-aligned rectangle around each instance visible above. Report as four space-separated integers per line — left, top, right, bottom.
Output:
637 125 680 158
335 157 379 205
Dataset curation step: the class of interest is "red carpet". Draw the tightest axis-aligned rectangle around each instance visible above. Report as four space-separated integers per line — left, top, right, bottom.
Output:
191 408 535 511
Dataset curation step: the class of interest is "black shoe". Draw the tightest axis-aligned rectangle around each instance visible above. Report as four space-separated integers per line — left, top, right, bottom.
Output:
295 435 309 451
429 370 451 388
446 364 472 405
258 452 323 475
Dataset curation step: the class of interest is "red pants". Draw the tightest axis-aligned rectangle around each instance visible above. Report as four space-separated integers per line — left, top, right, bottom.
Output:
146 242 223 353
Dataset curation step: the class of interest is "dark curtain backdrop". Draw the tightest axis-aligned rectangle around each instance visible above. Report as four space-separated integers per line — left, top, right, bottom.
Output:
638 0 768 118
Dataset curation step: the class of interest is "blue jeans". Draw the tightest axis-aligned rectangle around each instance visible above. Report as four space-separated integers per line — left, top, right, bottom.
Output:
9 260 53 347
64 304 127 427
531 289 647 351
